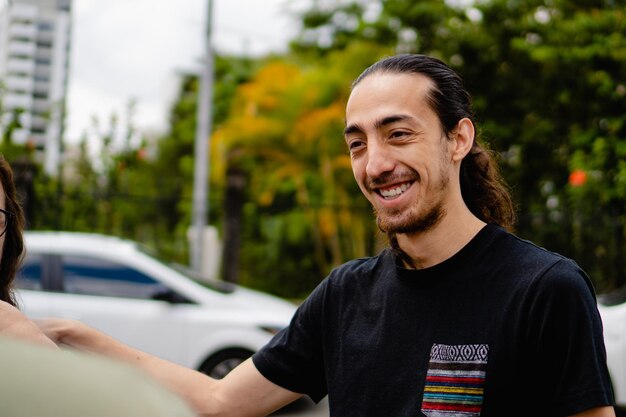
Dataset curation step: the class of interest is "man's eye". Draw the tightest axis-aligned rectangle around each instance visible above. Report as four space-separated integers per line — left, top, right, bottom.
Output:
390 131 408 138
348 140 365 150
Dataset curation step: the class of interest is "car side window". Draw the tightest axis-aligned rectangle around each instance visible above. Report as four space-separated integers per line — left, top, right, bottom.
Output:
15 254 44 290
62 255 171 300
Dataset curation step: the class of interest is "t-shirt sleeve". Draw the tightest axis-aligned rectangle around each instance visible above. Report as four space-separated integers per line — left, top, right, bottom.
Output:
527 258 614 415
252 280 328 403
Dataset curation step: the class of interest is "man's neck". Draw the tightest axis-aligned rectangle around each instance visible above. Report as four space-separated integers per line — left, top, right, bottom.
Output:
395 213 486 269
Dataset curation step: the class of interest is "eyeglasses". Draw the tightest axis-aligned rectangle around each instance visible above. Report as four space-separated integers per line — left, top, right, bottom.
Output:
0 209 14 238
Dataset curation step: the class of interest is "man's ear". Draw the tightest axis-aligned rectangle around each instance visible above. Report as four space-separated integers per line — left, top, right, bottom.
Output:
450 118 475 162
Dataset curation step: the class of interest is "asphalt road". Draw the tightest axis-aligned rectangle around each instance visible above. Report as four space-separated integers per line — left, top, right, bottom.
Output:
271 396 329 417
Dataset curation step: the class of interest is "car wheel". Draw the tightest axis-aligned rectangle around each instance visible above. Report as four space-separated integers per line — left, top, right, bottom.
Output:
199 348 254 379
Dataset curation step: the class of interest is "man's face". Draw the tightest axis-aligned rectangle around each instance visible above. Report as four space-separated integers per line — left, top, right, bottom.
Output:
344 72 456 235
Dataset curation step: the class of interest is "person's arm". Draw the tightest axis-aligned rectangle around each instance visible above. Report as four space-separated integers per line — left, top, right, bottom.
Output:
38 318 302 416
570 406 615 417
0 301 57 348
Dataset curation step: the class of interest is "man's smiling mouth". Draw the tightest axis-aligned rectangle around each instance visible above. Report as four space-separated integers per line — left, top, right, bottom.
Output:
378 182 412 199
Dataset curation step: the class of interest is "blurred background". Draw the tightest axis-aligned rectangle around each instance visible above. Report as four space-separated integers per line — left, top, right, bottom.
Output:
1 0 625 301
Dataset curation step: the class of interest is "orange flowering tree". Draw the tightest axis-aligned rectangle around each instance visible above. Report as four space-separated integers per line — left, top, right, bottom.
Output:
212 44 389 297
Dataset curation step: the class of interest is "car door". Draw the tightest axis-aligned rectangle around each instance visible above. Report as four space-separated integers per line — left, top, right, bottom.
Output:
23 252 192 367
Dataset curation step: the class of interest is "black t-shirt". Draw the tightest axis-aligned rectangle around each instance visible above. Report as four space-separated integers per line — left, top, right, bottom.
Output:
253 224 614 416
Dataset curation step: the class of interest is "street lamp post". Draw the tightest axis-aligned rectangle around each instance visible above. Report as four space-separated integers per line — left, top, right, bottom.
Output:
191 0 214 272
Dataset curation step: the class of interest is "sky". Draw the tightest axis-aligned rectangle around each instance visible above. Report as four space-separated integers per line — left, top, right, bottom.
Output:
64 0 301 144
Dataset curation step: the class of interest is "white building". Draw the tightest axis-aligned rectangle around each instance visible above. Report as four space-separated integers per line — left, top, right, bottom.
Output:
0 0 71 176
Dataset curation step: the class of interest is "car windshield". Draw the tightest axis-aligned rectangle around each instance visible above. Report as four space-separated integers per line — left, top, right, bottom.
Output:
135 243 236 294
169 263 236 294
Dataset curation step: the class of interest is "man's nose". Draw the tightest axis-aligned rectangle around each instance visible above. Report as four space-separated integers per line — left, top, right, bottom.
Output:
365 141 395 179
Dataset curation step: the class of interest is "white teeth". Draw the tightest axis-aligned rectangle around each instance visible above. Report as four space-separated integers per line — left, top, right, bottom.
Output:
380 183 410 198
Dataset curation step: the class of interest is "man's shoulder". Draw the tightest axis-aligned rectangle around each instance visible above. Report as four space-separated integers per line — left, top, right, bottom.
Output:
492 226 573 267
489 227 589 290
328 248 394 281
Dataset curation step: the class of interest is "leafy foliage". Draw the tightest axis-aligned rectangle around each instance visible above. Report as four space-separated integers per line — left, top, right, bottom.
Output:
2 55 258 267
293 0 626 292
3 0 625 298
213 46 387 298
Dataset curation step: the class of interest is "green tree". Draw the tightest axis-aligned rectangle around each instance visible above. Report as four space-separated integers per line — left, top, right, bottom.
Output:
292 0 626 292
24 55 258 268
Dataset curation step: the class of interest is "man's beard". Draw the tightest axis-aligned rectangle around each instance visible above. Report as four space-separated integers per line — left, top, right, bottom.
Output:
375 200 445 235
373 166 449 235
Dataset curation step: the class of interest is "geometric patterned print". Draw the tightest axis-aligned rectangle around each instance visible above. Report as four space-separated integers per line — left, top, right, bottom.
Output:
429 344 489 362
421 344 489 417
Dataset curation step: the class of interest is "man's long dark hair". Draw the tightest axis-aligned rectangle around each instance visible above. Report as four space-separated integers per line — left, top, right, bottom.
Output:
353 54 516 231
0 156 25 307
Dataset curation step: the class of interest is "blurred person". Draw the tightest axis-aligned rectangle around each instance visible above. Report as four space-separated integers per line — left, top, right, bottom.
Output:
0 155 56 347
0 154 26 307
38 55 614 416
0 335 198 417
0 154 198 416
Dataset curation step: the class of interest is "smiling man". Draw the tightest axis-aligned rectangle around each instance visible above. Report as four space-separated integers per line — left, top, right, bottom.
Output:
38 54 615 417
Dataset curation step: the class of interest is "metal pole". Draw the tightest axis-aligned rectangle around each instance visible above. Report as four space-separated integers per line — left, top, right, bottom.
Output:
191 0 214 272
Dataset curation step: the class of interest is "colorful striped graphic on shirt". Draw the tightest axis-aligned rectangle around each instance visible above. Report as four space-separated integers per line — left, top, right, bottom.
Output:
421 344 489 417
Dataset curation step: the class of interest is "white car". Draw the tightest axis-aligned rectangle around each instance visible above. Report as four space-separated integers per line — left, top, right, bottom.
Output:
15 231 297 378
598 291 626 414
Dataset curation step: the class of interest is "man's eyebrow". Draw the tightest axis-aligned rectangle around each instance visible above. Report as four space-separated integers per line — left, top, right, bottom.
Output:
344 123 363 136
375 114 413 129
344 114 415 136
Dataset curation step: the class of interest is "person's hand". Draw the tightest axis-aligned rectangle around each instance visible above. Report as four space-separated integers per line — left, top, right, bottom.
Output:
0 301 57 348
